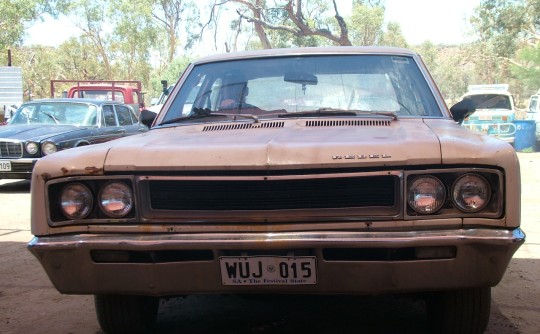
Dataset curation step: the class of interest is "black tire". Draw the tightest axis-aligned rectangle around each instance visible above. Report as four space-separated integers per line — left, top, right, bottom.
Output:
94 294 159 334
426 287 491 334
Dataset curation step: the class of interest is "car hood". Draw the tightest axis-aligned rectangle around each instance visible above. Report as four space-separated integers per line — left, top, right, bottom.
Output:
0 124 84 141
33 118 516 180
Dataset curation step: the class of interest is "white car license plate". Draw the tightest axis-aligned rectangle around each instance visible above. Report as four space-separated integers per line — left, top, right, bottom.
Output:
479 115 493 121
220 256 317 285
0 161 11 171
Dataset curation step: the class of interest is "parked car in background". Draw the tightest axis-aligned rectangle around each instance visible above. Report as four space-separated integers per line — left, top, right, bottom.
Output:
526 89 540 142
148 80 175 114
28 47 524 334
0 98 147 179
50 80 145 112
460 84 517 143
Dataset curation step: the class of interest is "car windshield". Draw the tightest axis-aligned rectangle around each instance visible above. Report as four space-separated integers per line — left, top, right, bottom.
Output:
9 102 98 126
466 94 512 110
77 90 125 102
161 54 442 125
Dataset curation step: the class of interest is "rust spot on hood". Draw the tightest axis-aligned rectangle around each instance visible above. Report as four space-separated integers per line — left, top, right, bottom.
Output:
61 167 69 175
85 166 103 174
41 173 51 181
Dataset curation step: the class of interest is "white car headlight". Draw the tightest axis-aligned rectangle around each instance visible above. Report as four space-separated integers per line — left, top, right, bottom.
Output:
408 176 446 214
41 141 57 155
452 174 491 212
60 183 93 219
25 142 39 155
98 182 133 218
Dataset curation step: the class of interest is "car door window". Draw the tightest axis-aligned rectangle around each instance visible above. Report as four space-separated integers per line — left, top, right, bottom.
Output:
115 105 133 125
128 107 140 123
102 105 118 126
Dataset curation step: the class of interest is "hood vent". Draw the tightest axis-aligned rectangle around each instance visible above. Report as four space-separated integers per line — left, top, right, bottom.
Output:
306 119 391 127
203 121 284 132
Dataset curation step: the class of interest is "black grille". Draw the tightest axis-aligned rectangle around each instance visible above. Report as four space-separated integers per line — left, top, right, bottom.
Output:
0 141 22 158
6 162 34 173
148 175 396 211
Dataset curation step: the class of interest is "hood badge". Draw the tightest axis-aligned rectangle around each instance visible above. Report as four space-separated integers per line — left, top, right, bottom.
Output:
332 154 392 160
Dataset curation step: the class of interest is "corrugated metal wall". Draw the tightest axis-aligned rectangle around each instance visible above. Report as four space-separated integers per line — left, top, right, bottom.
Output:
0 66 23 107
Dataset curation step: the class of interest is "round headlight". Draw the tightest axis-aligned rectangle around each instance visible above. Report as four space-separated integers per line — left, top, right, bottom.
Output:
408 176 446 214
25 142 39 155
60 183 93 219
98 182 133 218
41 141 57 155
452 174 491 212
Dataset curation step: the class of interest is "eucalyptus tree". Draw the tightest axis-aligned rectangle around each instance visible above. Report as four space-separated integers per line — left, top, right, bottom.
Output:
60 0 114 79
471 0 540 93
0 0 59 63
347 0 384 46
109 0 158 84
379 22 408 48
216 0 353 49
151 0 200 63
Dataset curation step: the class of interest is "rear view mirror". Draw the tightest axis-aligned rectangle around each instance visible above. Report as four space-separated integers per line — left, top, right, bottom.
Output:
284 71 318 86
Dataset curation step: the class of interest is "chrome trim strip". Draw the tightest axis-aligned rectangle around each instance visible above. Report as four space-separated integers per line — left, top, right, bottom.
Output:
138 170 403 181
29 228 525 247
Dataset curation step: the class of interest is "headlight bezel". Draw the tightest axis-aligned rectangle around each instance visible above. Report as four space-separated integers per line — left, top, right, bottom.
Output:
47 177 136 225
405 168 503 219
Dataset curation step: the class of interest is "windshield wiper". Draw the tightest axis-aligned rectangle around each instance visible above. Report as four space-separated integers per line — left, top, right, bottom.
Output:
42 111 60 124
278 108 398 120
159 108 259 126
159 108 228 126
366 111 398 120
231 114 260 123
278 108 358 118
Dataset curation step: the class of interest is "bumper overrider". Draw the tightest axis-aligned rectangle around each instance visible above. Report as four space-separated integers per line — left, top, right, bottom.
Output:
28 228 525 296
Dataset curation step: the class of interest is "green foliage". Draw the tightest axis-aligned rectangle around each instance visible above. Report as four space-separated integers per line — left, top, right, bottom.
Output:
512 45 540 90
380 22 408 48
471 0 540 95
348 3 384 45
4 0 538 108
0 0 58 53
471 0 527 58
148 56 192 99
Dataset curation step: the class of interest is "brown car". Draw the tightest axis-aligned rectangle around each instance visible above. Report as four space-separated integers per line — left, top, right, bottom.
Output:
28 47 525 334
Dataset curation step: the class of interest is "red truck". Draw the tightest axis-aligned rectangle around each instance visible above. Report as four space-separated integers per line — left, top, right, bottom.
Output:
50 80 145 111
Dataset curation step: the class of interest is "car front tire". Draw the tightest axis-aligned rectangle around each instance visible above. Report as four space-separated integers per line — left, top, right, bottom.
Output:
94 294 159 334
426 287 491 334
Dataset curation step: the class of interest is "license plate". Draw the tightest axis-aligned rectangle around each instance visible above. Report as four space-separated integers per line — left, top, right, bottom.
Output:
479 115 492 121
220 256 317 285
0 161 11 171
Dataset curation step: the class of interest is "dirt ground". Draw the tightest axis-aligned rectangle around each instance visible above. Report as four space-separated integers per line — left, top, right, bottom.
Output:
0 153 539 334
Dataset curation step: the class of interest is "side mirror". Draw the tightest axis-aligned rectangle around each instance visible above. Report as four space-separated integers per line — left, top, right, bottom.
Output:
450 98 476 124
161 80 168 94
140 109 157 128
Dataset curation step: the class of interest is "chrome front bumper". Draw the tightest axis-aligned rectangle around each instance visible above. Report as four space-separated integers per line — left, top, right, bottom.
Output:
28 228 525 296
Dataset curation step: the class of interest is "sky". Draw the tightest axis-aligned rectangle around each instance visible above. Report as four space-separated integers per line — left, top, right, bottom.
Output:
24 0 482 48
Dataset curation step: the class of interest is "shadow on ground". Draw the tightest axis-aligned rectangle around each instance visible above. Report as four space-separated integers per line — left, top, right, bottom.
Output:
0 179 31 193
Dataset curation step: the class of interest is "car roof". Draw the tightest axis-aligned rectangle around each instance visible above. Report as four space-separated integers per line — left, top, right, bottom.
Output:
21 98 128 106
192 46 418 65
69 84 137 90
